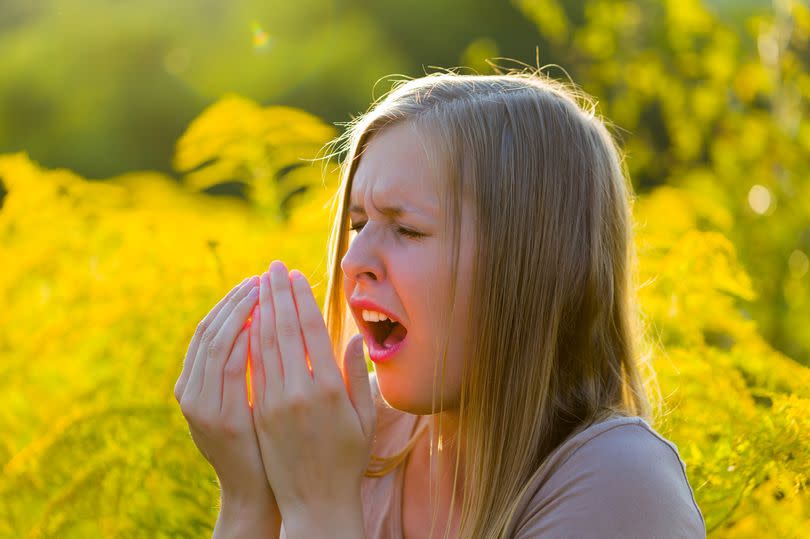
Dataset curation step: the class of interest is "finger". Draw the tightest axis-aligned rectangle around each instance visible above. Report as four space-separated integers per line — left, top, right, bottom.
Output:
201 281 260 405
186 277 257 402
207 276 259 345
175 276 250 401
343 334 375 438
183 277 255 401
260 270 284 397
289 269 342 388
248 304 266 409
222 326 250 417
269 260 311 393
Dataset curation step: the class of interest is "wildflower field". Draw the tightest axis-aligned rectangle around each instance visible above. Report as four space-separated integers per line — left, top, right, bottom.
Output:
1 0 809 537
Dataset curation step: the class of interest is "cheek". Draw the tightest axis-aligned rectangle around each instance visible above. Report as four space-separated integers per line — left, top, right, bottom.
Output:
342 276 357 326
342 275 351 298
379 299 466 413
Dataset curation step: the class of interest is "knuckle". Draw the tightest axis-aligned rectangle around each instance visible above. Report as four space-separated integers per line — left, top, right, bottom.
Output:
257 402 281 424
200 329 215 350
277 319 299 338
202 328 218 346
226 294 241 309
195 416 215 432
220 420 244 439
238 290 256 306
179 398 197 421
285 393 310 414
223 361 243 379
173 382 184 404
317 384 342 403
208 338 226 357
192 406 218 430
262 331 277 349
300 313 323 333
180 401 216 432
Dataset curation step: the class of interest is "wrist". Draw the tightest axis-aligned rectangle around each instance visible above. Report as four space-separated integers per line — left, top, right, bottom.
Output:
215 491 281 539
220 486 278 510
282 494 365 539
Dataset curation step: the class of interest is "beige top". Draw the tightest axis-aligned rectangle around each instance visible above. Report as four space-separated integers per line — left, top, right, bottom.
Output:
360 373 706 538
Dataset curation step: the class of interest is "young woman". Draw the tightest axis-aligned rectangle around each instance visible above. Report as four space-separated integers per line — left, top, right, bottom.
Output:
174 71 707 538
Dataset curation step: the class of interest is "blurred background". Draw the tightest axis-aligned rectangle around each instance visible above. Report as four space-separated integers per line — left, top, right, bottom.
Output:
0 0 808 537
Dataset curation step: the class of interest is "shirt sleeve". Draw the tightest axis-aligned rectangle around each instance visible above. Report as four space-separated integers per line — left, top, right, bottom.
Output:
513 423 706 539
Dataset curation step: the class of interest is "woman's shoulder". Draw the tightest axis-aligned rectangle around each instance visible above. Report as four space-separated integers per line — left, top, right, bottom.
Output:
509 416 706 538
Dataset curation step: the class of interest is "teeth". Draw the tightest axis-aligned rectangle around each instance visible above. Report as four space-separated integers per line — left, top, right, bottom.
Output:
362 309 389 323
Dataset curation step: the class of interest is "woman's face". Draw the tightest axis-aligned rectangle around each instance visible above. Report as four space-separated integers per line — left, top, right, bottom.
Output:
341 122 475 414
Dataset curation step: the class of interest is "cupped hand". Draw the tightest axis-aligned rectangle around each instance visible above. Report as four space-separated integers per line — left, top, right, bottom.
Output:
174 275 277 509
249 260 376 523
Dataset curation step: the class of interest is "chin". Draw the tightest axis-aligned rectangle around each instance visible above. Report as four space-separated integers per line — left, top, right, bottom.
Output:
373 367 426 414
374 365 460 415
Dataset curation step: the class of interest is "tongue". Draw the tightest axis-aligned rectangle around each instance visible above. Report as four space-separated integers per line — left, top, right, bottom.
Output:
382 323 407 348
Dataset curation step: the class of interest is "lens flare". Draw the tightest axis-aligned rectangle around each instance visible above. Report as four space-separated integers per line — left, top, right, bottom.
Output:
251 22 271 50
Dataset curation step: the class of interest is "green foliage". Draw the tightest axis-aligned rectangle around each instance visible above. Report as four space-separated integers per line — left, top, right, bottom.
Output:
0 1 808 536
0 0 403 177
509 0 810 370
0 104 338 537
1 89 808 536
634 186 810 536
505 2 810 532
173 94 337 221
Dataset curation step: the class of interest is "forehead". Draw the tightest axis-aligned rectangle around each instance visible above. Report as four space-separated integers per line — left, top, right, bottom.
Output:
349 122 443 214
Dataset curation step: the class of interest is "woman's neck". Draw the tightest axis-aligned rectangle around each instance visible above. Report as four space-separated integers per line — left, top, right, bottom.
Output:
419 409 466 500
402 410 465 539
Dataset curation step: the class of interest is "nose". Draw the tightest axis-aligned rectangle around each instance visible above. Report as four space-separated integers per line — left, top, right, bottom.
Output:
341 225 384 283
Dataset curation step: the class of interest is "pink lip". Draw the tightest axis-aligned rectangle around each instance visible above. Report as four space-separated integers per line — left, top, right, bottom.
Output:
348 297 402 324
348 296 407 363
360 326 408 363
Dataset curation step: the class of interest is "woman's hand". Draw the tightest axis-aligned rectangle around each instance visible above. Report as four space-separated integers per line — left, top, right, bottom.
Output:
249 260 374 537
174 275 279 520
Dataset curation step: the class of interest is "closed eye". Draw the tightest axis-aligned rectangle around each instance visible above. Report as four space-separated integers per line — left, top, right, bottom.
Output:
397 227 424 239
349 221 424 239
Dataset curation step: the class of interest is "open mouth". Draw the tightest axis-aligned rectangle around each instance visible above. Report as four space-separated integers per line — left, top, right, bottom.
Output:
367 318 408 349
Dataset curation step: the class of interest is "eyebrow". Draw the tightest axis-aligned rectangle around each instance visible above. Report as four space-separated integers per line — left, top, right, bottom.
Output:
349 203 408 217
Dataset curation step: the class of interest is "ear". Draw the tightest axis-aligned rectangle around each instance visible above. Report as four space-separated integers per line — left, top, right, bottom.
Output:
342 334 375 439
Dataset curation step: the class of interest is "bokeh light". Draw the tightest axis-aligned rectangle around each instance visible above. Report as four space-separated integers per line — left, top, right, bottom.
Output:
789 249 809 279
748 184 772 214
251 22 271 50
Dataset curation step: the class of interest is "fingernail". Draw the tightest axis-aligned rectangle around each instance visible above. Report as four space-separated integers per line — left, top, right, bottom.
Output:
289 269 305 280
248 286 260 299
248 275 259 286
269 260 285 272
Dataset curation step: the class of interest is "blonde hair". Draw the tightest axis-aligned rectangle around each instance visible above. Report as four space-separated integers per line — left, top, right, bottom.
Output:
320 68 661 539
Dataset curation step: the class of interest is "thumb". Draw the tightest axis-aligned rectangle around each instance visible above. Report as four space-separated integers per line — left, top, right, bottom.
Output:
343 334 375 439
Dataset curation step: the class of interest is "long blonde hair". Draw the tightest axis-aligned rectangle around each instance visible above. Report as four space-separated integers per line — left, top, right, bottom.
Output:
320 68 661 539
